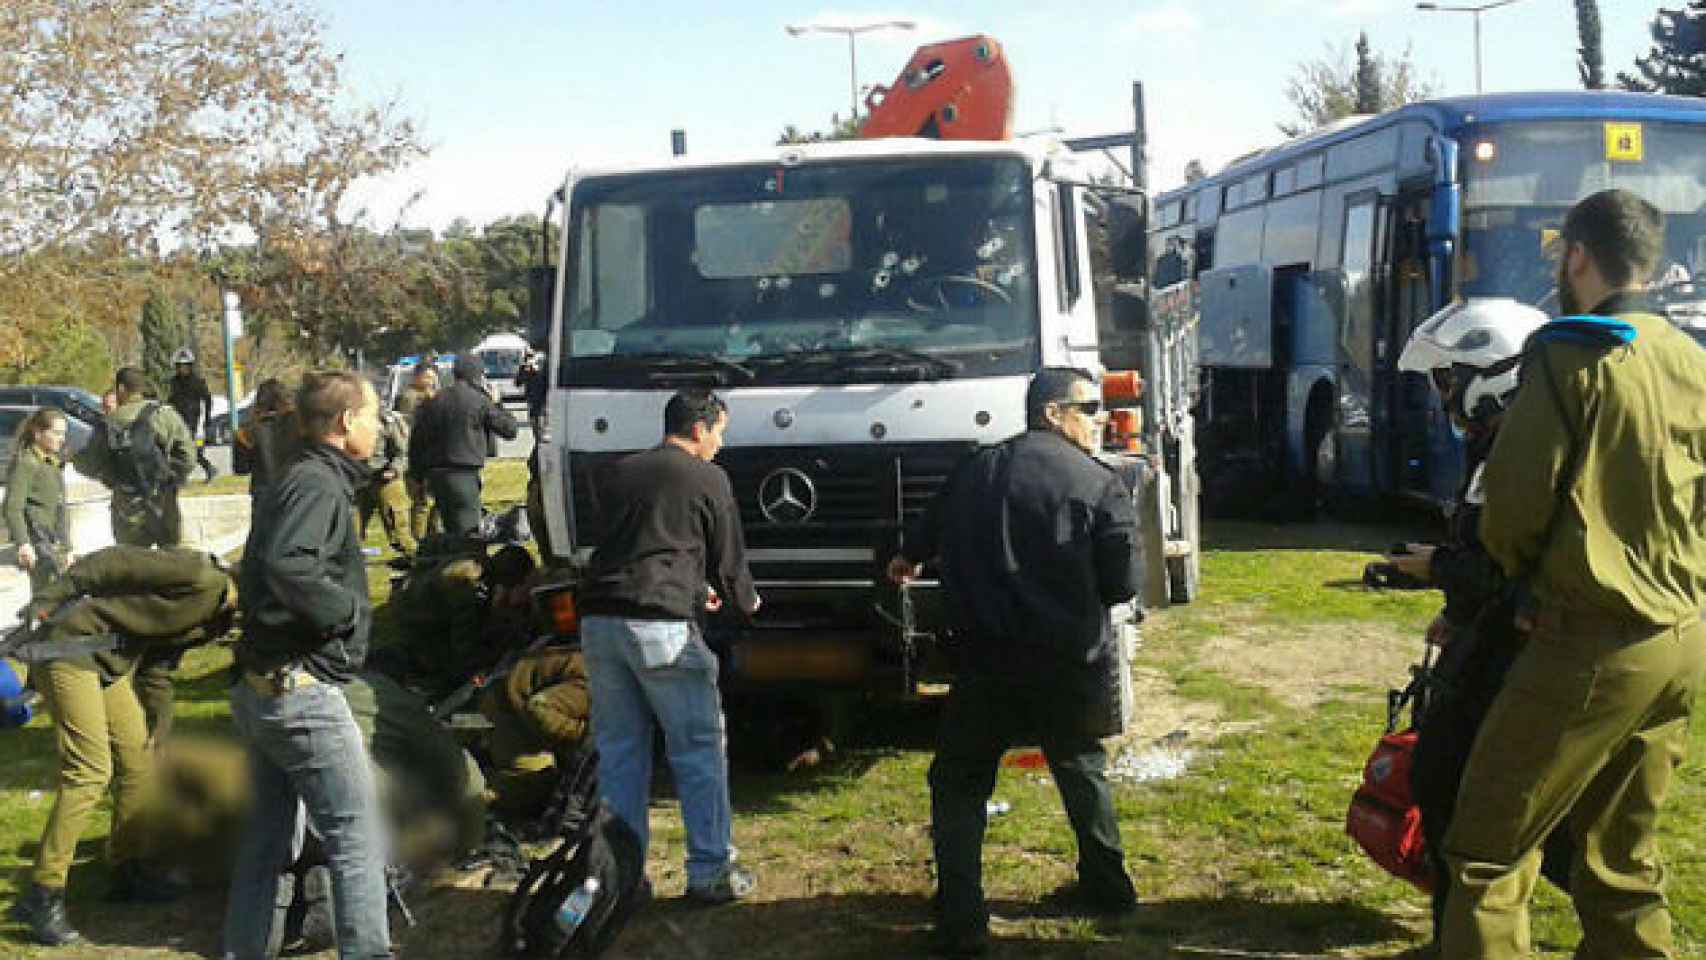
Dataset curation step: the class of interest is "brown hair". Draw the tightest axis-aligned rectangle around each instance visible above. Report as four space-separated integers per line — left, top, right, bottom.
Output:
1563 189 1665 289
295 370 371 441
10 407 66 458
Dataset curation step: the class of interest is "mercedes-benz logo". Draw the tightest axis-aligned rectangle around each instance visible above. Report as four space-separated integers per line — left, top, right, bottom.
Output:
758 467 817 524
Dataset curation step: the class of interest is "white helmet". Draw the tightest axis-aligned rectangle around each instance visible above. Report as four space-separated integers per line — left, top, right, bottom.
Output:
1398 298 1548 421
172 347 196 365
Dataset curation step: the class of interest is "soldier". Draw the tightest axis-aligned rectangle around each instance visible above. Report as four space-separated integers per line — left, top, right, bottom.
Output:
5 408 73 594
395 363 439 541
478 641 590 820
166 347 218 483
5 545 235 946
73 365 197 743
356 405 415 568
381 540 536 700
1444 189 1706 957
232 377 298 503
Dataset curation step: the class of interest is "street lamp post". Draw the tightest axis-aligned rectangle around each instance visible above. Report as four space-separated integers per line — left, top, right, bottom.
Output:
785 19 916 123
1416 0 1527 94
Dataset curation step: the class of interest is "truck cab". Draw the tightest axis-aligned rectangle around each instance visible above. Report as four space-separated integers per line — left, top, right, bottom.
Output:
534 135 1194 708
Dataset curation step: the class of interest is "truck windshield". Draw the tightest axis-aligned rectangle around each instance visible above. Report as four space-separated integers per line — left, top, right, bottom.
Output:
1458 120 1706 317
562 156 1040 385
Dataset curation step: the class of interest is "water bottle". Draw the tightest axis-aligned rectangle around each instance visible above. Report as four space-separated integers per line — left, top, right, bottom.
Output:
553 878 601 938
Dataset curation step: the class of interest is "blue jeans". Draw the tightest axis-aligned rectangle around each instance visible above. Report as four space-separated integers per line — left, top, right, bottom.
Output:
223 680 391 960
582 615 732 888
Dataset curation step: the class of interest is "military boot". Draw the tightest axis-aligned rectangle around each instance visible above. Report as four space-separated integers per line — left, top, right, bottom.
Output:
8 884 83 946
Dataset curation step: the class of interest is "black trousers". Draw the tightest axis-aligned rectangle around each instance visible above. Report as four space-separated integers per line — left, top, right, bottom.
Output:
928 669 1135 935
426 468 483 539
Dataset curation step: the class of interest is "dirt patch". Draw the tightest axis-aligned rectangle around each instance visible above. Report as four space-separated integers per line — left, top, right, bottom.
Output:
1197 617 1422 710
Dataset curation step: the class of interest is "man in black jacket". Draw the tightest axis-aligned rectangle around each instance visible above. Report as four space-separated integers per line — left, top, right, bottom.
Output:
579 389 761 904
167 349 218 483
406 355 518 537
890 368 1143 957
223 371 392 960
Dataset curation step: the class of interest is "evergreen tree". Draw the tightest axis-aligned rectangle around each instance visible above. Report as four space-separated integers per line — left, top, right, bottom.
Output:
1619 2 1706 96
1354 32 1382 114
139 290 186 397
1576 0 1605 89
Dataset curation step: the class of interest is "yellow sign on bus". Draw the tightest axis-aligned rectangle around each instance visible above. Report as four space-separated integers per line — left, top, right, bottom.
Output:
1605 122 1644 163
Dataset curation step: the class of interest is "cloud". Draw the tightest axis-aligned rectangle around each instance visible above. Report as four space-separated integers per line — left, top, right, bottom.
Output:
1126 3 1201 35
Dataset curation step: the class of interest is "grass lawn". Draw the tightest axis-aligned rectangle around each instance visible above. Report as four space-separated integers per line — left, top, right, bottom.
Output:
1 484 1700 958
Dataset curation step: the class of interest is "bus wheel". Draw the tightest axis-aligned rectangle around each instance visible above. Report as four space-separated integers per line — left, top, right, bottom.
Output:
1304 406 1336 516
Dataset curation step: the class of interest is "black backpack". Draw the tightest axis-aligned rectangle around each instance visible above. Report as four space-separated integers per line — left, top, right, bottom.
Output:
502 802 648 959
105 403 171 498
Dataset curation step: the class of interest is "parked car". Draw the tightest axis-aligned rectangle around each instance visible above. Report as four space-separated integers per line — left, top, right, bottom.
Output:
0 404 94 483
204 392 257 446
0 385 105 428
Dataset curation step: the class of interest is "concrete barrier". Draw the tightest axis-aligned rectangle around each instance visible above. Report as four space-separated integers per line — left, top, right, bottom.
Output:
0 486 251 632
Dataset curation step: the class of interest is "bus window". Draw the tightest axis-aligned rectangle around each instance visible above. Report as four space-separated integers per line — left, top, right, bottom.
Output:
1460 121 1706 310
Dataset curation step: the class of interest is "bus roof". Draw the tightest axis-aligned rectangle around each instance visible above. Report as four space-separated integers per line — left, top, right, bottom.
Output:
1160 90 1706 205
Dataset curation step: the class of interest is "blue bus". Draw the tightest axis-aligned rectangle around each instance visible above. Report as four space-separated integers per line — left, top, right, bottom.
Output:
1147 91 1706 513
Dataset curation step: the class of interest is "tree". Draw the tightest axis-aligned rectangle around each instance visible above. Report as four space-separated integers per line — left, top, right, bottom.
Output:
1619 2 1706 96
0 1 424 377
1354 33 1382 114
139 290 187 394
1576 0 1606 89
776 113 862 145
1280 38 1437 137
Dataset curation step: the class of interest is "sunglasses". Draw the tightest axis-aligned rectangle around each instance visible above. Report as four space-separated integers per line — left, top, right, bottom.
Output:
1059 399 1102 416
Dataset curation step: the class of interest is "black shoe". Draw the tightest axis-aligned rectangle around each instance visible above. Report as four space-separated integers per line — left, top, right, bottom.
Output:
9 884 83 946
927 925 989 958
1037 880 1138 918
107 860 190 903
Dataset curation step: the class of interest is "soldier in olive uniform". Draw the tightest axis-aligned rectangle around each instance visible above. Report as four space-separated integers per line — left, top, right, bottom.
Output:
356 406 415 565
1444 189 1706 958
478 643 590 818
6 545 236 946
5 408 73 593
72 366 198 744
395 363 439 541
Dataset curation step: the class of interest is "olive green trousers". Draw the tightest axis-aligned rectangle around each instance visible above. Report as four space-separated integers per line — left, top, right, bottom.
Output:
1442 612 1706 959
31 658 151 888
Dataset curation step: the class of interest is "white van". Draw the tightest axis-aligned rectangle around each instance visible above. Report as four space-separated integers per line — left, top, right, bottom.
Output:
471 333 530 407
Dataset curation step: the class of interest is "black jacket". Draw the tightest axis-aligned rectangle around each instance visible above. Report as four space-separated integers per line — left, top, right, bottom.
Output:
168 372 213 436
407 380 518 477
903 430 1143 676
579 445 759 622
236 442 371 683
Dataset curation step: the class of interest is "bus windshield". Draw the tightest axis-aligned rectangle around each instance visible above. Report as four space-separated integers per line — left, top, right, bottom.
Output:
481 349 524 379
562 157 1040 386
1459 120 1706 314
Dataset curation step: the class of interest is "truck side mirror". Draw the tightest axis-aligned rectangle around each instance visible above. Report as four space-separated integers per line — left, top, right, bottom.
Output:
527 265 555 350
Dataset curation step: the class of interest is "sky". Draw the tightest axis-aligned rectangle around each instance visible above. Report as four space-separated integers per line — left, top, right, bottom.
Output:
315 0 1664 232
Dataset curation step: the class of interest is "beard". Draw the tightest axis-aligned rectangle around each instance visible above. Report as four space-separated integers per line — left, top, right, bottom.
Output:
1557 263 1582 316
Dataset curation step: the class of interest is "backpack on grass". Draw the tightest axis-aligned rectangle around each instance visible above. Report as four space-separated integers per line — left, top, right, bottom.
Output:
502 802 647 959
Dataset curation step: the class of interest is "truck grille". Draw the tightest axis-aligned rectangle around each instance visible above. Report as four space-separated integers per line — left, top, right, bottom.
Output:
567 442 978 558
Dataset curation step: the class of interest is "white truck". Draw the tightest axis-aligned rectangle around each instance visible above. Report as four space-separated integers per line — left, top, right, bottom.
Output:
529 123 1198 717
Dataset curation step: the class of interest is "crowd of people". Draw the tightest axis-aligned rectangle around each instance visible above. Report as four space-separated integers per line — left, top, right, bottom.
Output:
2 188 1704 960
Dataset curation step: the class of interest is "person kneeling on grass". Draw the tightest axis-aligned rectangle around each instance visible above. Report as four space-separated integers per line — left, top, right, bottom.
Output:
6 544 237 947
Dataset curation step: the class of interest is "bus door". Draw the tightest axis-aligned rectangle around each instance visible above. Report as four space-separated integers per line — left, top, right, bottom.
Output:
1375 192 1448 502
